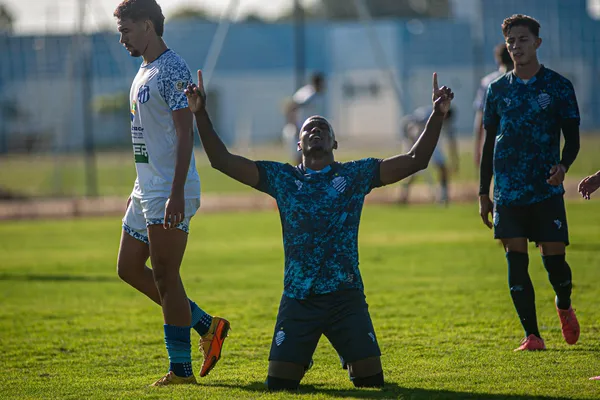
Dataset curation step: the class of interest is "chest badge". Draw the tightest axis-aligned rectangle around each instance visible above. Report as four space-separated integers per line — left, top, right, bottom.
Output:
137 85 150 104
537 93 551 109
332 176 347 193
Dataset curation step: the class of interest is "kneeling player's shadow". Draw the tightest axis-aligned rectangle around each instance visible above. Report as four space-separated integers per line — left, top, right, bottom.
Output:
209 381 573 399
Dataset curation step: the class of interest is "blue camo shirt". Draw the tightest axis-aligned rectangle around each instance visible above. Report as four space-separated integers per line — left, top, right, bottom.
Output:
255 158 383 299
483 66 580 206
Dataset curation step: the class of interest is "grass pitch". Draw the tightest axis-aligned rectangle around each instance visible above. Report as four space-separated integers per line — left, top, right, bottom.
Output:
1 202 600 399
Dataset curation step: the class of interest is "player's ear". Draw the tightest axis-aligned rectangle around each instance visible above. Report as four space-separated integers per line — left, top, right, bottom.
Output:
297 141 302 152
333 140 338 150
534 37 542 49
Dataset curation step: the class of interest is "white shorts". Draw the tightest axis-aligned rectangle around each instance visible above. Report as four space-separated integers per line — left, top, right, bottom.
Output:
122 196 201 244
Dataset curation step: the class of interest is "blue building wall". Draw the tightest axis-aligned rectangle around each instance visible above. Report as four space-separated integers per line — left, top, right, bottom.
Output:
0 0 598 151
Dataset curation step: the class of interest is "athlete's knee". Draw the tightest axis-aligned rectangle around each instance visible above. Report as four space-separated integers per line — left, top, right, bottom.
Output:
265 375 300 391
117 261 137 284
351 371 384 388
151 267 179 294
539 242 565 256
348 357 384 388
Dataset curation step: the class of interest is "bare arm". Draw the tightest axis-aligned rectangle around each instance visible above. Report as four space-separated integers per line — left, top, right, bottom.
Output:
193 108 259 187
171 108 195 195
186 70 259 188
379 73 453 186
380 111 445 185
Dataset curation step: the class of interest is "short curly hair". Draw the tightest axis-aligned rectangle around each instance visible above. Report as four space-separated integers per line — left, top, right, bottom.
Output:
114 0 165 37
502 14 541 37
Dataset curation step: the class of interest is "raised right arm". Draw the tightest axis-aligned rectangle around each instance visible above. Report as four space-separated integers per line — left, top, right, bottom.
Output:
185 70 259 188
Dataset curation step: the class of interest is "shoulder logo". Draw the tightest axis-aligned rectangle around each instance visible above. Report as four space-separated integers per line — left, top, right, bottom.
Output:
538 93 551 109
130 100 137 122
137 85 150 104
332 176 347 193
175 81 187 92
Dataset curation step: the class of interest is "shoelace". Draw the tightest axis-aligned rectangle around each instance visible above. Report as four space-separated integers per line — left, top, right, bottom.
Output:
156 373 174 385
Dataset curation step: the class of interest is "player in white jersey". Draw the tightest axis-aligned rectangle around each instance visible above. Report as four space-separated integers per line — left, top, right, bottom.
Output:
113 0 229 386
472 43 513 166
282 73 326 164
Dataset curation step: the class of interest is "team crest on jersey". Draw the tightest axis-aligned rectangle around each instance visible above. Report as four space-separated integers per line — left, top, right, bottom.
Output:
332 176 347 193
537 93 551 109
503 98 511 107
137 85 150 104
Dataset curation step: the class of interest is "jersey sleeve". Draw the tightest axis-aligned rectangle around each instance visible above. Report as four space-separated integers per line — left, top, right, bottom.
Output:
559 80 580 123
482 85 500 129
157 57 193 111
351 158 384 194
254 161 286 198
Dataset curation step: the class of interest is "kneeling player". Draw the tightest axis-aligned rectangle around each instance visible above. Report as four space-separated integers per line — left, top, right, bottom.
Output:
186 70 453 390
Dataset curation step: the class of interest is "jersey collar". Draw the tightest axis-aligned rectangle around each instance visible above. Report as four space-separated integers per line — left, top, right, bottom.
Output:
511 64 545 85
298 162 338 176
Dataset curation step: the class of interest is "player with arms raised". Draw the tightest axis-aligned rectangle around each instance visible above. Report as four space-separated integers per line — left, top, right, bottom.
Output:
113 0 229 386
185 70 453 390
479 14 581 351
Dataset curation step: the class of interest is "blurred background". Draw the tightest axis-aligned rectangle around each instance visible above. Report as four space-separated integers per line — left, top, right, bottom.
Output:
0 0 599 203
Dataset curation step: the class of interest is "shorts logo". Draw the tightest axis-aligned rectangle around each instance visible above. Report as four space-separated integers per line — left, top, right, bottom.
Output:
554 219 562 229
368 332 376 343
332 176 347 193
138 85 150 104
493 211 500 226
275 330 286 346
538 93 551 109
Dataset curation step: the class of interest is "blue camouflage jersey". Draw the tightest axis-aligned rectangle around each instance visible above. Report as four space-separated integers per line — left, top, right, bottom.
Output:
255 158 383 299
483 66 580 206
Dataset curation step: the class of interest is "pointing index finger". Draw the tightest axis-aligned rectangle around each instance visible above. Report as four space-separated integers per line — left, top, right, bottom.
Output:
433 72 439 92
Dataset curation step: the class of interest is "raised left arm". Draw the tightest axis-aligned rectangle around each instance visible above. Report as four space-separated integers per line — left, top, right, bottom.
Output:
379 73 453 186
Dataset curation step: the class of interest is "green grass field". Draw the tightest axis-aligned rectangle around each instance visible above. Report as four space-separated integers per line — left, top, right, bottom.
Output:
1 135 599 197
2 202 600 399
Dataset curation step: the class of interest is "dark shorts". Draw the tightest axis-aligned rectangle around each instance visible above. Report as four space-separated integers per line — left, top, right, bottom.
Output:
493 194 569 245
268 289 381 368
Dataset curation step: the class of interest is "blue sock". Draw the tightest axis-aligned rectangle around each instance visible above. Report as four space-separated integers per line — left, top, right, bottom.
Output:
189 299 213 336
164 324 193 377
